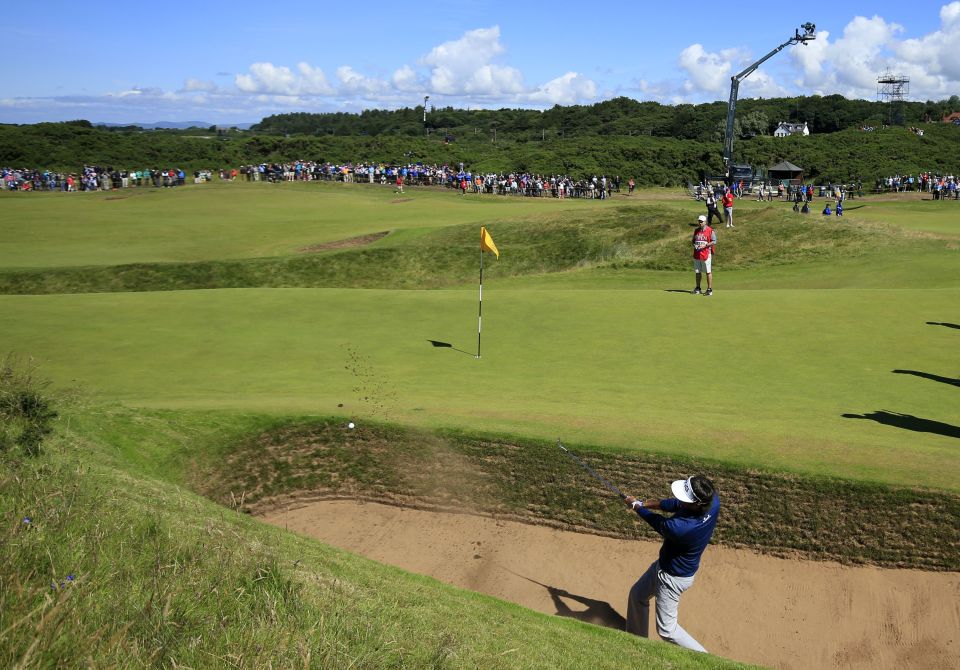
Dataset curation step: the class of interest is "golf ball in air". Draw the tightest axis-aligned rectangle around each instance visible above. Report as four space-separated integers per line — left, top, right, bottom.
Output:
347 422 355 429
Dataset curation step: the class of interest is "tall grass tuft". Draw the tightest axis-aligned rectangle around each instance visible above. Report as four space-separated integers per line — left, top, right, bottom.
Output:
0 354 58 456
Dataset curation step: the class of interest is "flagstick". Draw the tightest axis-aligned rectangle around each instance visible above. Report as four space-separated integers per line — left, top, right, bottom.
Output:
477 245 483 358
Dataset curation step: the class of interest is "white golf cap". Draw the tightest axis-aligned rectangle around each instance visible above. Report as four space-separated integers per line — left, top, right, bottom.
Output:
697 215 707 222
671 477 701 504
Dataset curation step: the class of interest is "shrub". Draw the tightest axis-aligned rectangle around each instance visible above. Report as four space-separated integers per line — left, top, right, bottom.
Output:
0 355 58 456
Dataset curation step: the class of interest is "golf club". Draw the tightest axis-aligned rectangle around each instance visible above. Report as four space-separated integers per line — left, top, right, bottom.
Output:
557 439 627 500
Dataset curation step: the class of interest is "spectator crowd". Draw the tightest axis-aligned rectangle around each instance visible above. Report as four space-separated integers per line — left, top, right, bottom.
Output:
875 172 958 199
1 166 213 191
4 160 956 201
228 161 625 199
3 160 629 200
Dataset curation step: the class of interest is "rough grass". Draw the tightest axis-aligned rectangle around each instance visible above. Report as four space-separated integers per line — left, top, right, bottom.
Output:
0 425 753 670
200 419 960 572
0 204 932 295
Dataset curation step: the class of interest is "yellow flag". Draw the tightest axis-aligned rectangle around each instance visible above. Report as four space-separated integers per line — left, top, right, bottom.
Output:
480 226 499 258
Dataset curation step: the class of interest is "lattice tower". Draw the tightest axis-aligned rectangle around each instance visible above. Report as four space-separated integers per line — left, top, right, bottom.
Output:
877 71 910 125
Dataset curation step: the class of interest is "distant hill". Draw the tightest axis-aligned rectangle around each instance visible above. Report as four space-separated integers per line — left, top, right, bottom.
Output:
252 94 960 141
95 121 254 130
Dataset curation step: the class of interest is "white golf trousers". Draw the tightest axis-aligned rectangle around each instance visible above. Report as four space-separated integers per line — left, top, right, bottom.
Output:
626 559 707 653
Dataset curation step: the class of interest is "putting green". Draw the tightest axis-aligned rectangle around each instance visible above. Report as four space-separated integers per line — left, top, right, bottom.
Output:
850 198 960 236
3 285 956 490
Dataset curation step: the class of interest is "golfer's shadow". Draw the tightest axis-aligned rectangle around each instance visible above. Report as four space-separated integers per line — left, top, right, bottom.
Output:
510 571 625 630
893 369 960 388
842 410 960 439
547 585 626 629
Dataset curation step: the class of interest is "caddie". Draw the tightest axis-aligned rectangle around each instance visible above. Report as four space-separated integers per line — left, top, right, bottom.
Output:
691 214 717 296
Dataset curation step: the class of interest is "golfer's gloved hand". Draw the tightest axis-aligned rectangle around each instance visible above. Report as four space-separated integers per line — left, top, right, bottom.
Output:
624 495 643 510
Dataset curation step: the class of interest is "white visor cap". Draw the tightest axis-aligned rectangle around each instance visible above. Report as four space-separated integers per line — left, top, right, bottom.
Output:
671 477 701 504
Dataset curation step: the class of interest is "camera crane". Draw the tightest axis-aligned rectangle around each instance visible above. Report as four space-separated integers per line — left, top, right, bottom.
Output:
722 23 816 181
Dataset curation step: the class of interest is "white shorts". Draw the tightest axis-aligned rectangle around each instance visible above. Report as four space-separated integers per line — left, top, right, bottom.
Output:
694 257 712 273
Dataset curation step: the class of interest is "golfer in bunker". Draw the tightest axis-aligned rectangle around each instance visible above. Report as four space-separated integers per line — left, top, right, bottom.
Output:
623 475 718 652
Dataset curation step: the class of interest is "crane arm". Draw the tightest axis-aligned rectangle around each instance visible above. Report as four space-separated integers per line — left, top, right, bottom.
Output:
722 24 816 172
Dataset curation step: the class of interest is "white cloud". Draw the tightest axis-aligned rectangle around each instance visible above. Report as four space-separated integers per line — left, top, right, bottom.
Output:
392 65 420 92
740 70 789 99
422 26 504 67
464 64 524 95
942 0 960 25
297 63 334 95
831 16 903 90
14 12 960 125
183 78 217 93
528 72 596 105
0 25 603 121
673 11 959 102
788 8 960 99
0 97 39 108
336 66 386 95
234 62 334 96
236 63 298 95
421 26 524 96
635 78 678 103
792 29 831 87
228 27 534 103
896 2 960 83
415 26 594 104
677 44 745 95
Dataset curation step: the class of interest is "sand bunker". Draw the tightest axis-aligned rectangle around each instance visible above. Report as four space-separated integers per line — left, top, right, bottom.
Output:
298 231 389 253
261 500 959 670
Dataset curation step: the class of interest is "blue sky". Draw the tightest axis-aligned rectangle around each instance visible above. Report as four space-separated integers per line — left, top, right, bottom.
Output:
2 2 958 124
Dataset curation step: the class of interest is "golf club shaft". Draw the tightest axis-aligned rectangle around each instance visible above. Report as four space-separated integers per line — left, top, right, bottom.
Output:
557 439 627 500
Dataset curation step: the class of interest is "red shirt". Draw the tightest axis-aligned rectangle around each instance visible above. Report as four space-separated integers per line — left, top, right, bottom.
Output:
722 192 734 208
693 225 715 260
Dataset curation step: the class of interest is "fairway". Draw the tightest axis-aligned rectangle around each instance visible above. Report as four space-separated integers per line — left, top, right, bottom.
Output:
3 280 957 489
0 181 597 268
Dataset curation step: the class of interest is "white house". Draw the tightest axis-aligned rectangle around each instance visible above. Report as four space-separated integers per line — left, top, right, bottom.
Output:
773 121 810 137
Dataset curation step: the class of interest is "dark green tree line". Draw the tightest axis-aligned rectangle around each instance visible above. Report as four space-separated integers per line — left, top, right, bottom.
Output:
2 93 958 185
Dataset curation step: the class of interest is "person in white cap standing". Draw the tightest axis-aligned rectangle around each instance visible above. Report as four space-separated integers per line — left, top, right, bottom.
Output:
692 214 717 296
623 475 719 653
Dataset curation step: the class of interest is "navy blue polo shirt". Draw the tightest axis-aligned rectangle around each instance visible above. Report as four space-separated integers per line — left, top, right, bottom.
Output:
635 495 720 577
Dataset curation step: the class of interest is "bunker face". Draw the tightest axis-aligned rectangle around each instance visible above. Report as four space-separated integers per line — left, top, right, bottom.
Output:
298 231 390 253
262 500 960 670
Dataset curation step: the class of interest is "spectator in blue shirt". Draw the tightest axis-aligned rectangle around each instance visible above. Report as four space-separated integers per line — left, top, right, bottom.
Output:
624 475 719 653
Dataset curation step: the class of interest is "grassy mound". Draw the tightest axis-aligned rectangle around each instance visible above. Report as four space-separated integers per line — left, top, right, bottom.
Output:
0 203 936 295
1 409 753 669
200 418 960 572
